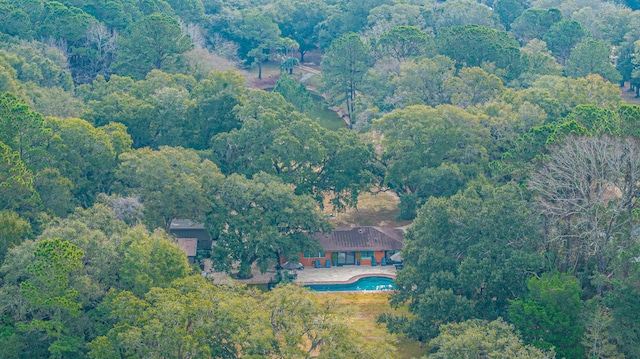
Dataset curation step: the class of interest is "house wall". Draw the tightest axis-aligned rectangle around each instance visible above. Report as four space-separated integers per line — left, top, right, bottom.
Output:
298 252 331 267
296 250 389 267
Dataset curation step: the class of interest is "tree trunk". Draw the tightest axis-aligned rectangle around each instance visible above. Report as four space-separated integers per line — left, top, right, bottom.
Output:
345 88 352 129
238 261 252 279
299 49 307 63
349 82 356 129
258 62 263 80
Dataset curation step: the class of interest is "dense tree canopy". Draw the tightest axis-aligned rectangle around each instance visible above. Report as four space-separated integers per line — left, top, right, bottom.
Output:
2 0 640 356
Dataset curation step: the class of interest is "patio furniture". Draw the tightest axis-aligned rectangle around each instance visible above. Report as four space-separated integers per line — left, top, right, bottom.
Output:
281 261 304 270
372 257 377 266
315 259 320 268
325 259 331 268
394 263 404 270
390 252 403 262
381 257 387 266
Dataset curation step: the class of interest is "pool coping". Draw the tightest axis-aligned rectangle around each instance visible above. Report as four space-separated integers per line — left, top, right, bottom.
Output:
296 273 396 286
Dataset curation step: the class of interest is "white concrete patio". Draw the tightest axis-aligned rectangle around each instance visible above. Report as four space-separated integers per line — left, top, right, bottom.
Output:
206 264 397 285
293 265 397 284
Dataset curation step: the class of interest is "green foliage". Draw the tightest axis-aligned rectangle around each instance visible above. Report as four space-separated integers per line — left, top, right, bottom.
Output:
493 0 524 30
0 141 37 212
496 102 630 179
434 0 502 31
191 70 246 148
436 25 525 82
266 285 395 358
524 75 621 119
212 95 377 211
89 280 394 358
566 40 622 83
0 210 31 263
273 74 312 112
114 12 192 79
394 55 456 107
0 2 32 38
36 1 96 44
387 181 544 341
428 318 555 359
365 3 431 36
214 172 329 276
81 70 245 149
165 0 204 23
25 85 84 118
89 277 256 359
519 39 563 85
0 43 73 90
2 2 640 357
270 0 328 61
46 117 117 207
581 297 625 359
509 8 563 43
374 105 489 218
376 26 433 63
117 226 190 296
509 273 585 359
34 167 75 218
19 237 85 358
542 19 588 64
21 238 83 313
240 11 283 79
116 146 223 231
605 243 640 357
0 92 51 170
445 66 505 108
321 32 372 127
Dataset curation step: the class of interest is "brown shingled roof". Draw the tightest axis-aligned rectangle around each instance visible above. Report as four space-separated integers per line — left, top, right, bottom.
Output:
314 227 404 252
177 238 198 257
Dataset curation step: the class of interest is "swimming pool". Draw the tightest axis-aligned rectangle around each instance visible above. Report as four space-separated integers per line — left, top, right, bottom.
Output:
306 276 395 292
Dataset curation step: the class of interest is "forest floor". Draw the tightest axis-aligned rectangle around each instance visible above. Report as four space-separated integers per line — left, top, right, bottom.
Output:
620 82 640 105
316 292 429 359
326 190 412 229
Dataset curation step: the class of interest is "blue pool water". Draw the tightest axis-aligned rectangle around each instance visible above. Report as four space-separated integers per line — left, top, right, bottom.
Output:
306 276 395 292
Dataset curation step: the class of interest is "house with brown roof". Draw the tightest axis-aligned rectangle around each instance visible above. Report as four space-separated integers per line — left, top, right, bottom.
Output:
169 219 213 263
297 227 404 267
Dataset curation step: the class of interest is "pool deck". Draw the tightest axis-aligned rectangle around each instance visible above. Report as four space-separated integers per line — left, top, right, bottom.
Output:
293 266 397 285
206 265 397 285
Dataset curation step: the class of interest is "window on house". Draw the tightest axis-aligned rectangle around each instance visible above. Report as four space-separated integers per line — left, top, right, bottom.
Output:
360 251 374 260
303 252 324 258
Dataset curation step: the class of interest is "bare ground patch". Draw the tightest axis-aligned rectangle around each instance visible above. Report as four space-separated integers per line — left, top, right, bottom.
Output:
327 190 412 228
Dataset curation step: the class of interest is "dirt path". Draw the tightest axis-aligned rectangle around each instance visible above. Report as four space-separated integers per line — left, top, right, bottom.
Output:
299 64 321 75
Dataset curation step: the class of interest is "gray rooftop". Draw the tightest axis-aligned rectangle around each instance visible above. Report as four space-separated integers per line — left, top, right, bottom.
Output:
170 219 205 229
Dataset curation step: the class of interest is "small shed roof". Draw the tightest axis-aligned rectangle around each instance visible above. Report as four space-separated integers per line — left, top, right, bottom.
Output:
170 219 205 230
177 238 198 257
314 227 404 252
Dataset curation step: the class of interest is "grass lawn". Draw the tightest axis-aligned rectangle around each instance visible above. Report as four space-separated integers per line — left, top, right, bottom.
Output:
315 292 428 359
301 71 324 90
328 191 412 228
